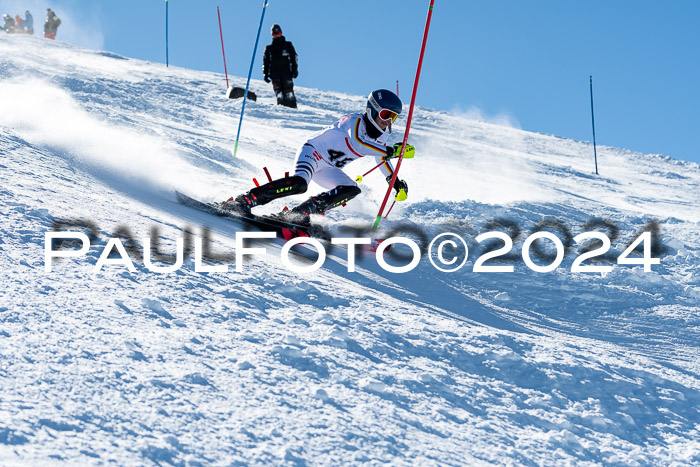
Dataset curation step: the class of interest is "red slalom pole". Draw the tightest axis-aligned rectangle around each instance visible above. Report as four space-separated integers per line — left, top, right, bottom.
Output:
372 0 435 230
217 6 229 88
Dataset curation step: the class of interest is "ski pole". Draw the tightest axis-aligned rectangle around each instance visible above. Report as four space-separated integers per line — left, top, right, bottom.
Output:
372 0 434 231
217 6 229 88
234 0 269 157
384 200 396 219
590 75 599 175
165 0 169 67
355 157 393 183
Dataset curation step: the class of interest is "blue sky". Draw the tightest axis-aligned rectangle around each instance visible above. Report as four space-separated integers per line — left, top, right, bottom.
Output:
5 0 699 165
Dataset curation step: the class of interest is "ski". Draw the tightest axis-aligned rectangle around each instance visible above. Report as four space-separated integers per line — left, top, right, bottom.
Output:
175 191 329 241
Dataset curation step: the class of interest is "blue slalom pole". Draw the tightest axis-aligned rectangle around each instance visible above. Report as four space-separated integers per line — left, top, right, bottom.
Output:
234 0 269 157
165 0 169 67
590 75 599 175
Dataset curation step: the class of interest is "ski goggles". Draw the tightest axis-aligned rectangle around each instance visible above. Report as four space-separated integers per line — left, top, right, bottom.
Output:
378 109 399 123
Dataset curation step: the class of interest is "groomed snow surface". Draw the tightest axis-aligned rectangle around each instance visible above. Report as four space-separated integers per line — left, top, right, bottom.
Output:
1 34 699 465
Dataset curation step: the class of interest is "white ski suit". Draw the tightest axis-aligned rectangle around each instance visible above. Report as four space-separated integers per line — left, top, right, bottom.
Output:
292 112 396 189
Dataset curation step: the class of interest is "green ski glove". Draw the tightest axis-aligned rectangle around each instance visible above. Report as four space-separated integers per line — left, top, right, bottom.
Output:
387 143 415 159
386 176 408 201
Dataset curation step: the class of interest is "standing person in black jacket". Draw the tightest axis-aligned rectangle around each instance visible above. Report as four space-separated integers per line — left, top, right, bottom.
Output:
44 8 61 40
262 24 298 108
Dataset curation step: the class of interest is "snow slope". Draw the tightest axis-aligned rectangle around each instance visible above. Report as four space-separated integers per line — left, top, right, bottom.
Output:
1 34 699 465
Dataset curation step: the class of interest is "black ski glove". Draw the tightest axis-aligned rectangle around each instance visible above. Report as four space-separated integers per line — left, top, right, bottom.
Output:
264 76 271 83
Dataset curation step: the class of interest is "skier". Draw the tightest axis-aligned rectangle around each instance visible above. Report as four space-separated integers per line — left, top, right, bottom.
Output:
262 24 298 108
18 11 33 35
1 14 15 33
44 8 61 40
223 89 414 225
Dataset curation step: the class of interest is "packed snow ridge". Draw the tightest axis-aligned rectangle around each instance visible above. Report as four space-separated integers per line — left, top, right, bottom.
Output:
1 34 699 465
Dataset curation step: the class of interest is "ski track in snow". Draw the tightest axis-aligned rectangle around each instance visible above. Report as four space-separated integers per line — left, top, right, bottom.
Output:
1 34 699 465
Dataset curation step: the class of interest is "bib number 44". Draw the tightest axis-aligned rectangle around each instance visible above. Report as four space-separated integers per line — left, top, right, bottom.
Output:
327 149 353 168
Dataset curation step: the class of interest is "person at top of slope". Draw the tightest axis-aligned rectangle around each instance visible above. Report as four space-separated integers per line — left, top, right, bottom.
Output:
223 89 414 226
44 8 61 40
1 14 15 33
17 11 33 35
262 23 299 108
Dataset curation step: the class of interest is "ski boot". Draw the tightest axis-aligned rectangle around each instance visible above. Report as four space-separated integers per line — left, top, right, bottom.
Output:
221 193 256 216
222 175 308 215
279 203 314 226
280 185 361 226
